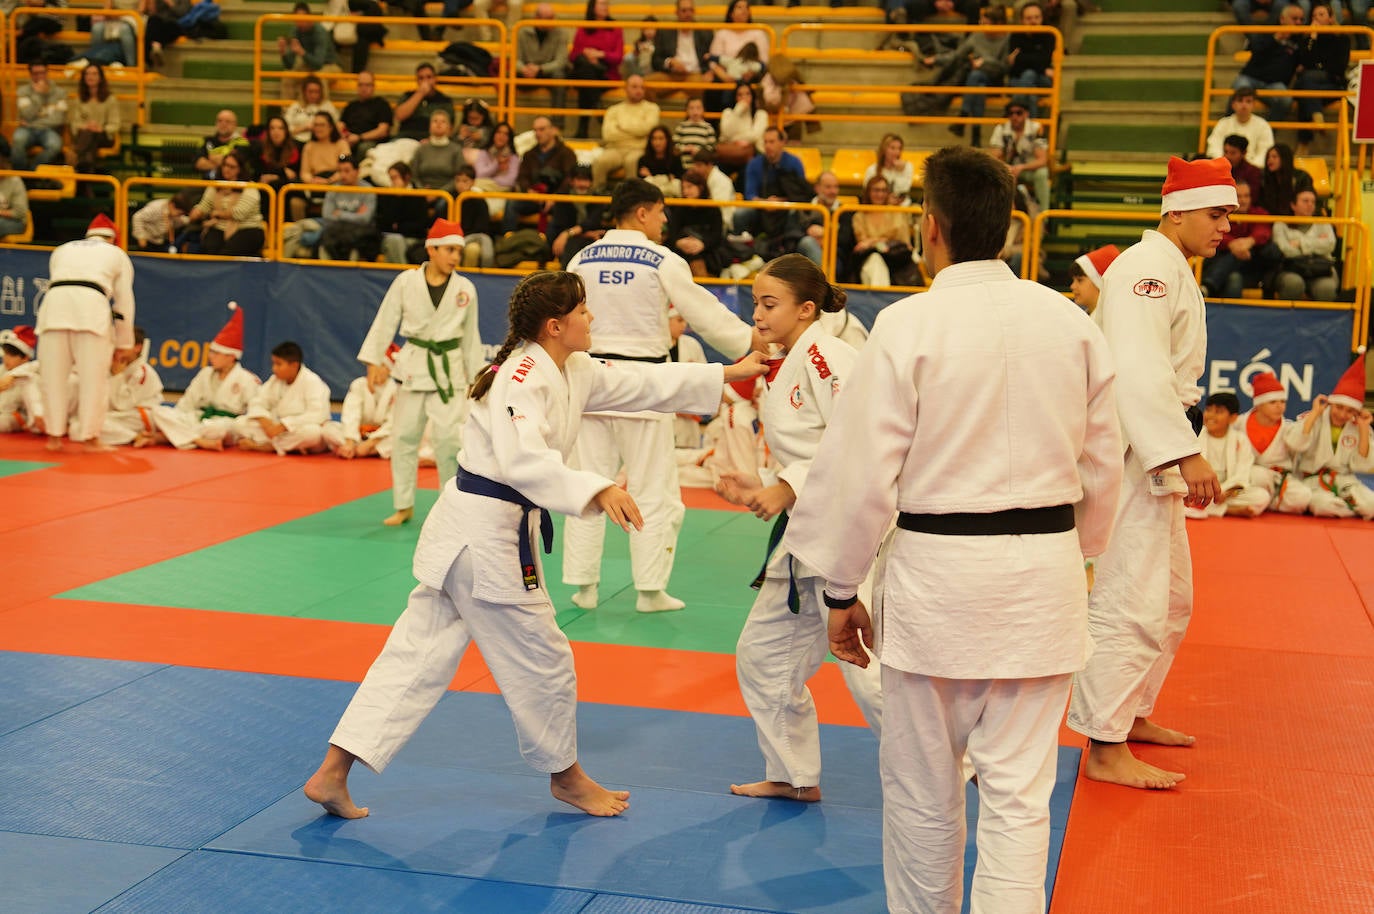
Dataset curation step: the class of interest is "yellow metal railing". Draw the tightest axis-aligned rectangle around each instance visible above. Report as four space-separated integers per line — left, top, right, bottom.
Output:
125 177 277 261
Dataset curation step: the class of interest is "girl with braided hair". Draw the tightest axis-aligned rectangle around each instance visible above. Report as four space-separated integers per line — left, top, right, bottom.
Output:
306 270 767 820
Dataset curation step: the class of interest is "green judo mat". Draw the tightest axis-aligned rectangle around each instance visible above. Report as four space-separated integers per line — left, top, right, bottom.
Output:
0 459 55 479
61 491 775 655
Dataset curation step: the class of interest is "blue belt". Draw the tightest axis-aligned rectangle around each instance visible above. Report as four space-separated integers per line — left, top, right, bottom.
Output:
751 511 800 614
456 468 553 592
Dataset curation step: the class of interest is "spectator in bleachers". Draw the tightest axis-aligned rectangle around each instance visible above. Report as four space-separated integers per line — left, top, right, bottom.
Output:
547 164 607 266
738 126 808 237
393 63 455 142
285 75 341 144
706 0 771 111
1007 2 1057 119
194 109 249 179
504 115 577 232
300 112 352 187
1232 0 1311 24
188 149 266 257
707 40 765 86
453 165 496 268
665 170 725 277
673 97 717 169
568 0 623 138
943 4 1010 143
650 0 714 87
1205 88 1274 167
989 99 1050 212
68 64 119 174
234 340 331 455
1232 3 1303 122
638 125 685 196
689 148 739 230
0 144 31 238
473 121 520 192
338 71 393 159
130 189 196 252
796 170 842 267
456 99 494 164
377 162 429 264
716 82 767 172
852 174 918 287
862 133 915 206
517 4 571 124
886 0 979 28
591 75 661 189
411 109 464 217
1221 134 1263 199
1201 180 1278 299
325 0 389 75
141 0 184 69
1272 187 1338 300
251 116 301 191
319 155 380 261
79 14 138 67
622 18 660 79
13 63 67 172
1257 142 1313 215
1015 0 1080 54
1295 2 1350 154
280 3 340 73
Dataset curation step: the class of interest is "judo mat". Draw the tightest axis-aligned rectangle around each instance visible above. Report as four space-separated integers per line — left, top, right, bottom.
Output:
2 439 1373 913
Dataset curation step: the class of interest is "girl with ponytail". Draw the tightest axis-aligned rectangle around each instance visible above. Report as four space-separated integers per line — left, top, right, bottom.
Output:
715 253 883 803
307 270 767 821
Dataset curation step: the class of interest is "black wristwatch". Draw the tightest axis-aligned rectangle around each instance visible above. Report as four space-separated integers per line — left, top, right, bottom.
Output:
823 592 858 610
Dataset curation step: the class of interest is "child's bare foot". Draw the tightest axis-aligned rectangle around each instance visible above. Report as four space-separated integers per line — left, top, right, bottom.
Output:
550 762 630 816
729 780 821 802
237 439 274 452
83 440 116 453
194 436 224 451
1128 717 1195 746
45 436 63 451
382 507 414 526
1084 740 1184 790
304 745 369 818
132 434 154 448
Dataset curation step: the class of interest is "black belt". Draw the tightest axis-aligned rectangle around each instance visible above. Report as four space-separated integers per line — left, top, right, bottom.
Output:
751 511 800 613
49 279 110 297
897 505 1075 536
1185 404 1203 435
589 352 668 363
455 468 553 592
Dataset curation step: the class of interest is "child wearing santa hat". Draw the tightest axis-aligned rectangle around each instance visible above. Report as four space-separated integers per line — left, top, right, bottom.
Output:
0 325 45 434
1239 370 1314 515
1068 156 1235 790
1069 244 1119 318
1291 349 1374 519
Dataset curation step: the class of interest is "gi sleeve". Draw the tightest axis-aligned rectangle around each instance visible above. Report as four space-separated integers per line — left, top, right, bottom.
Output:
111 250 135 350
459 279 486 385
660 254 752 359
777 338 855 499
358 271 406 366
583 356 725 417
340 380 365 439
1075 332 1123 557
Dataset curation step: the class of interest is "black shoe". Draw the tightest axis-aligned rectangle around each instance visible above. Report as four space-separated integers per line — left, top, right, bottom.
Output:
948 122 966 138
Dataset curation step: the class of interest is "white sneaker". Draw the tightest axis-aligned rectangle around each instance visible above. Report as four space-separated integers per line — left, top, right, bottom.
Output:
570 584 598 610
636 590 686 613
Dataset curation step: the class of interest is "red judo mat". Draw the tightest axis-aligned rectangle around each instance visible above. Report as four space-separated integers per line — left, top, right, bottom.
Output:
2 435 1373 911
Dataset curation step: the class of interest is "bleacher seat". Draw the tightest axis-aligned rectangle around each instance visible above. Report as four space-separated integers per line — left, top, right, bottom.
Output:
791 146 822 184
1294 156 1331 197
830 148 872 189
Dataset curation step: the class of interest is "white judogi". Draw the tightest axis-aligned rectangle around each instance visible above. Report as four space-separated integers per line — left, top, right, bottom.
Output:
1194 423 1269 517
0 361 44 433
671 331 707 448
1242 409 1313 514
358 266 484 511
784 260 1122 914
562 228 753 592
35 237 135 441
1068 229 1207 744
322 376 400 457
1293 415 1374 518
149 362 261 449
330 341 725 775
736 321 882 790
232 364 331 454
98 356 163 445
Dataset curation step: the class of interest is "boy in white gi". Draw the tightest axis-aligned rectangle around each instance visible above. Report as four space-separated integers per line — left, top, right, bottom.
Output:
1187 391 1269 519
1069 243 1119 318
714 254 882 803
36 213 135 453
1241 371 1313 515
783 146 1123 914
357 218 485 526
1292 349 1374 519
562 179 762 614
0 326 44 434
323 343 400 459
98 327 164 446
141 303 261 450
233 340 331 455
304 271 767 820
1067 156 1232 790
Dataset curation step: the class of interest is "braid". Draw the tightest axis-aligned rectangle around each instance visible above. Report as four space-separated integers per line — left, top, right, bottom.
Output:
468 331 521 401
469 271 583 401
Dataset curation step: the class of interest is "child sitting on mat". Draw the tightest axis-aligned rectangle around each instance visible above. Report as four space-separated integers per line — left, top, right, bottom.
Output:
1291 349 1374 519
1187 390 1270 519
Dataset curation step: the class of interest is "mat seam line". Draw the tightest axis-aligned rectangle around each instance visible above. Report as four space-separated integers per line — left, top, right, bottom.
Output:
0 660 173 739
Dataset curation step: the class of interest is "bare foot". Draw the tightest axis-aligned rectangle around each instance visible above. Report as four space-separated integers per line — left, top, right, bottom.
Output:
304 746 369 819
194 436 224 451
1128 717 1195 747
132 434 154 448
729 780 821 802
1083 741 1184 790
237 439 274 452
45 437 63 451
550 762 630 816
382 507 414 526
83 441 116 453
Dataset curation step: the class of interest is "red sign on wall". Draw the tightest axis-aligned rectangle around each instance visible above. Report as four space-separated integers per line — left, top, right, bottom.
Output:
1356 60 1374 142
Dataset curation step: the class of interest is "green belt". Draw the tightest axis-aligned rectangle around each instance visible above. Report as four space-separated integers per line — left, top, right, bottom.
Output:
199 406 240 421
407 337 461 403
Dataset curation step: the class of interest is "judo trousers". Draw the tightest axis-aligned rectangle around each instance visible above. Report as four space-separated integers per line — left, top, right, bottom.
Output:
330 549 579 775
38 329 112 442
232 415 325 454
391 387 465 511
1067 468 1192 741
882 668 1070 914
563 412 683 591
1302 472 1374 520
736 574 883 787
1250 465 1311 515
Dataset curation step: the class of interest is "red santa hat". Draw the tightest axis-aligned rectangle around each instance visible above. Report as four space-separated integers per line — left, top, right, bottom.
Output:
425 218 465 248
1249 371 1287 407
0 324 37 359
86 213 119 245
1073 244 1120 290
1328 347 1368 410
1160 156 1237 215
208 301 244 358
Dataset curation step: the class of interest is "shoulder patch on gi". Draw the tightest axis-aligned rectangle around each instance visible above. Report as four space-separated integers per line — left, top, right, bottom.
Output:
1133 278 1168 298
789 383 804 409
805 342 832 380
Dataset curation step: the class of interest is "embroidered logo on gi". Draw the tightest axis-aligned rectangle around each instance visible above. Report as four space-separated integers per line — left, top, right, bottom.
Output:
1342 433 1356 449
789 384 803 409
511 354 536 383
806 342 832 379
456 291 471 308
507 406 526 422
831 377 841 397
1133 278 1168 298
